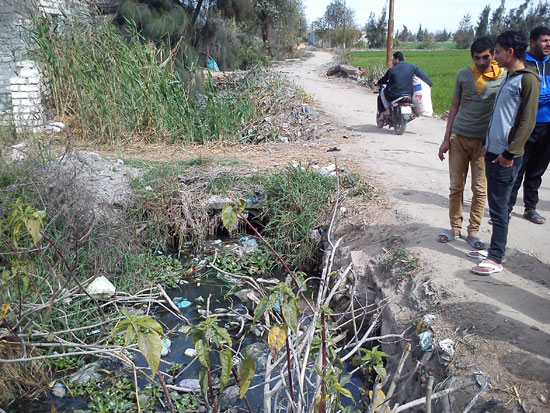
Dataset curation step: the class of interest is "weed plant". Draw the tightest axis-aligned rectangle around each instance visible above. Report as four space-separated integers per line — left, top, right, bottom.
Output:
27 14 304 145
262 165 336 270
348 50 472 114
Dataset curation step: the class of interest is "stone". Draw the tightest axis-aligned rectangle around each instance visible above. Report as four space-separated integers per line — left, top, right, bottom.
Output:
218 385 240 410
206 195 232 210
68 361 102 384
242 342 269 370
85 276 116 299
184 348 197 358
177 378 201 391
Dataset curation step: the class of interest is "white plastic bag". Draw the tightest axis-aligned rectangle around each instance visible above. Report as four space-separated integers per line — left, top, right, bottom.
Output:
412 75 433 117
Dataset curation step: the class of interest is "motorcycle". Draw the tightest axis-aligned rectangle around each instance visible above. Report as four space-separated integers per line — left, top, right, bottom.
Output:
376 86 416 135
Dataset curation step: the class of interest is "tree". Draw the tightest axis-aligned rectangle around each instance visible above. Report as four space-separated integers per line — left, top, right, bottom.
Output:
364 8 387 49
322 0 356 47
397 25 412 42
416 24 423 42
490 0 506 36
435 29 451 42
454 13 475 49
475 4 491 37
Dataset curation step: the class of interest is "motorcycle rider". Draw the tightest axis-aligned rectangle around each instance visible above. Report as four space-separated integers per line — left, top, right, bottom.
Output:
376 51 433 121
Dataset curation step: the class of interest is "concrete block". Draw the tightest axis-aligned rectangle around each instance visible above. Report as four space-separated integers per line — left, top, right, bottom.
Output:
11 91 28 99
16 60 36 68
10 77 25 85
9 84 19 92
19 68 39 77
19 84 38 92
26 77 40 85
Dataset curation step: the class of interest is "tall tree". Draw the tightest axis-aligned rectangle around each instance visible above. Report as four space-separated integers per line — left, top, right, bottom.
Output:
475 4 491 37
364 7 387 48
490 0 506 36
454 13 475 49
416 24 423 41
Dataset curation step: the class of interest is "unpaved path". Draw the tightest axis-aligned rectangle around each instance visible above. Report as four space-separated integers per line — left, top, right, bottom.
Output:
276 51 549 407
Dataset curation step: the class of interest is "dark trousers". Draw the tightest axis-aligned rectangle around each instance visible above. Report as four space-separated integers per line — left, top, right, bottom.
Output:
486 153 523 264
377 94 385 114
508 122 550 214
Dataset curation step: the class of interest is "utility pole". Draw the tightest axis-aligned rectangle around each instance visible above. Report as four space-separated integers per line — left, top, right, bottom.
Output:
386 0 394 68
343 0 347 50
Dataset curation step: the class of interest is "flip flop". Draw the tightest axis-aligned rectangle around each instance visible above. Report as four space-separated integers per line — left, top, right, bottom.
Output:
466 236 487 250
471 260 503 276
523 210 546 224
437 229 459 243
467 250 507 263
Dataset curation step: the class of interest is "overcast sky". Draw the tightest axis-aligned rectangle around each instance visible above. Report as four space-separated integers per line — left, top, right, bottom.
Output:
302 0 527 33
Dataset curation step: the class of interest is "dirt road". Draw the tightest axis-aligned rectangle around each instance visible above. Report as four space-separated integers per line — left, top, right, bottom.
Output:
277 51 550 406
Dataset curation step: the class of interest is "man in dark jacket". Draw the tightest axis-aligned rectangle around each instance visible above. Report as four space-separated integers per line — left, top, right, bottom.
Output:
376 52 433 119
470 31 540 275
507 26 550 224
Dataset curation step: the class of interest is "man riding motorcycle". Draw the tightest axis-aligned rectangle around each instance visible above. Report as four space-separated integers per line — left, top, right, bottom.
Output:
376 52 433 121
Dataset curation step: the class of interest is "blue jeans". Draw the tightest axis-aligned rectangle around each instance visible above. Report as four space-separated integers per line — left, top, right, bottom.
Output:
485 153 523 264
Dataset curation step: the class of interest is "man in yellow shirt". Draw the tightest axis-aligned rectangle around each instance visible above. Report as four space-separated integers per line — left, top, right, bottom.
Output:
438 36 504 249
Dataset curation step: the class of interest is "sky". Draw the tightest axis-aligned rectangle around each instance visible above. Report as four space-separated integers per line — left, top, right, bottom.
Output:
302 0 527 33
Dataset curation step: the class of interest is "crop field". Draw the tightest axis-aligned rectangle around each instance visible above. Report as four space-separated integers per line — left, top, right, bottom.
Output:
349 49 473 114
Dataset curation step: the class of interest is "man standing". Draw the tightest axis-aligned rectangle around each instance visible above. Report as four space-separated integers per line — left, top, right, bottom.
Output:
508 26 550 224
438 37 504 249
471 31 540 275
376 52 433 120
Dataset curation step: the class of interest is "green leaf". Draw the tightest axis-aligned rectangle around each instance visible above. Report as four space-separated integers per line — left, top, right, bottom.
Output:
373 364 387 380
253 296 269 322
199 368 208 402
135 316 164 336
219 348 232 391
282 297 298 332
214 325 232 347
124 325 136 346
268 323 287 356
137 330 162 377
333 381 354 400
111 320 131 337
238 357 255 398
0 302 10 323
222 204 238 234
194 338 210 367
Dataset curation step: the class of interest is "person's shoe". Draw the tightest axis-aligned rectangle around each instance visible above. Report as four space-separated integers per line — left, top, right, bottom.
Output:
523 209 546 224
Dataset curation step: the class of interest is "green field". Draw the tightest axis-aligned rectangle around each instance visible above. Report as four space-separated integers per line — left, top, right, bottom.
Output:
349 49 473 114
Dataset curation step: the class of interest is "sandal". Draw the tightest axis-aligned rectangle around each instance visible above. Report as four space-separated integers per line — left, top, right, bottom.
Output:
471 260 503 276
523 210 546 224
467 249 506 263
437 229 459 243
466 235 487 250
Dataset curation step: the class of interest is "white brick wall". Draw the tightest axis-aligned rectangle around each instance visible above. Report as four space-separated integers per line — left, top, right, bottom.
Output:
9 59 43 131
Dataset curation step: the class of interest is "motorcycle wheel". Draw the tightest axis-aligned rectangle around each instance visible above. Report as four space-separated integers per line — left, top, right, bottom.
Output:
394 116 407 135
376 113 384 128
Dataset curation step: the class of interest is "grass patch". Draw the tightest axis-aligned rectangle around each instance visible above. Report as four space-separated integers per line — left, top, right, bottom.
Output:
348 49 472 114
262 165 336 270
380 247 419 278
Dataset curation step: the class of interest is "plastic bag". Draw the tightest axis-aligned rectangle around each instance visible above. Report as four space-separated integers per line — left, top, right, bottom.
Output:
412 75 433 117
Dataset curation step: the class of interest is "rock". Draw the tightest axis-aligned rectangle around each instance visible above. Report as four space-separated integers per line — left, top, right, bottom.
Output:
161 338 171 357
206 195 233 210
218 385 240 410
242 342 269 370
85 276 116 299
11 141 27 162
177 378 201 391
233 288 256 302
68 361 102 384
184 348 198 358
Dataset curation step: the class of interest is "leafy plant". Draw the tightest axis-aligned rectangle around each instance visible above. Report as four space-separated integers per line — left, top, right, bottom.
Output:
353 345 389 382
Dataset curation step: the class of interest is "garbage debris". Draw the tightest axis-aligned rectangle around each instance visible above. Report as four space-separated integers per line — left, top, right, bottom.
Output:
240 236 258 253
438 338 454 363
326 147 341 152
85 276 116 300
418 331 433 351
184 348 198 358
51 382 67 398
161 338 171 357
173 297 192 309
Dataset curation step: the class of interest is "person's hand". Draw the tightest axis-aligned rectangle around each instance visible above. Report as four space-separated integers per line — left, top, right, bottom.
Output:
438 139 450 161
492 154 513 167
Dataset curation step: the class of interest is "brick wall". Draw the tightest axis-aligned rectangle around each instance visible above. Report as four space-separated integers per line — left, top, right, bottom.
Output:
0 0 91 132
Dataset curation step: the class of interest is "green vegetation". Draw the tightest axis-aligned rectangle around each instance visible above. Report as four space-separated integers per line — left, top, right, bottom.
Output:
380 247 419 278
348 49 472 114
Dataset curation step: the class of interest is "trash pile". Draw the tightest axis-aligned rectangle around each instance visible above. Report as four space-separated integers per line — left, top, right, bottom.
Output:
213 70 322 143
